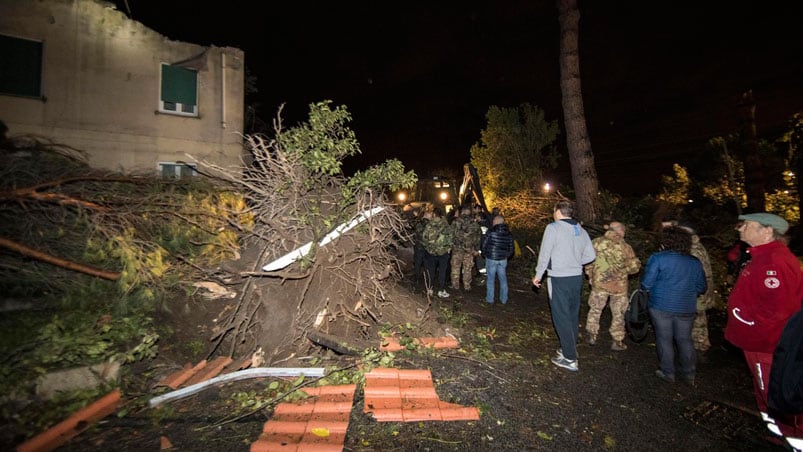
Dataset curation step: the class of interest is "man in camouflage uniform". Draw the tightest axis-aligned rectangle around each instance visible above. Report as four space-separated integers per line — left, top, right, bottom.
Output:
682 225 718 352
450 205 482 291
422 207 453 298
585 221 641 351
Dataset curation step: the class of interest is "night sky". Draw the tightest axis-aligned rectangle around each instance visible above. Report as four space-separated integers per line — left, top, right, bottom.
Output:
114 0 803 195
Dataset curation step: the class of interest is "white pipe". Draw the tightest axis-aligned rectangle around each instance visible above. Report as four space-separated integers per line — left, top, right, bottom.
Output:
149 367 325 407
220 52 227 129
262 206 385 272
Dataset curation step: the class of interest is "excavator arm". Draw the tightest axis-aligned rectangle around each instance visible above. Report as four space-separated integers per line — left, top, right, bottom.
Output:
458 163 489 213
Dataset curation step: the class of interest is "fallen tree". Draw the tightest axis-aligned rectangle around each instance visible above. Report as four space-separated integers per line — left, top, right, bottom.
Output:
194 102 425 362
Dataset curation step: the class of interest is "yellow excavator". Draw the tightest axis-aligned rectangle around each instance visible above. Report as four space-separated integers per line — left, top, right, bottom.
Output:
392 175 458 214
457 163 489 213
391 163 488 215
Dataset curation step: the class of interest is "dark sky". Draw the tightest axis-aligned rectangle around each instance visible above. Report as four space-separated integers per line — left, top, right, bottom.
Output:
115 0 803 195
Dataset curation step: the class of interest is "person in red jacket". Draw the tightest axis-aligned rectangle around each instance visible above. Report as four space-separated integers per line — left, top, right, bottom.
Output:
724 212 803 450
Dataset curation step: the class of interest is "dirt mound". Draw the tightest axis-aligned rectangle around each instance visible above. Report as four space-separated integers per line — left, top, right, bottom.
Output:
155 244 446 370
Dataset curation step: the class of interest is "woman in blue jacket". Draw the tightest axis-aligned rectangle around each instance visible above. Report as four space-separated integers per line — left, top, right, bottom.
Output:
641 226 707 384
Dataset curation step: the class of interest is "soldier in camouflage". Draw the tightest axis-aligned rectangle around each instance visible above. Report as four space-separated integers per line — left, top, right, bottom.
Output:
584 221 641 351
681 225 719 352
421 207 453 298
450 206 482 291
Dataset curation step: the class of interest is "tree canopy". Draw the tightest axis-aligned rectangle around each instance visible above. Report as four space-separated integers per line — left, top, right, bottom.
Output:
469 103 559 206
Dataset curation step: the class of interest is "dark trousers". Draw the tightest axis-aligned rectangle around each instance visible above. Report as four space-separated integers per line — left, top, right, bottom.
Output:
425 252 449 292
547 275 583 361
412 245 428 287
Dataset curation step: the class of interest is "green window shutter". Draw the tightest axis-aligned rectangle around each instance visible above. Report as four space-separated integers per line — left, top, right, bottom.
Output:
161 64 197 106
0 34 43 97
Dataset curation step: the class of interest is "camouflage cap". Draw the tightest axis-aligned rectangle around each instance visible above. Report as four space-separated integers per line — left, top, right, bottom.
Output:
738 213 789 234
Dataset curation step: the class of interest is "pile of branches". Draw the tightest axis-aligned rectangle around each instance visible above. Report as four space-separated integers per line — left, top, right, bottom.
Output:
195 102 416 361
0 138 244 308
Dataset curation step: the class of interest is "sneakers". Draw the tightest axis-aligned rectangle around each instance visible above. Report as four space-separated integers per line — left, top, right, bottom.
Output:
556 349 564 360
611 340 627 351
586 333 597 346
437 290 450 298
551 356 579 372
655 370 675 383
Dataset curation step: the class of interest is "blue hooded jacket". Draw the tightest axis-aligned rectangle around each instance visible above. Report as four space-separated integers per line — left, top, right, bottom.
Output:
640 251 707 314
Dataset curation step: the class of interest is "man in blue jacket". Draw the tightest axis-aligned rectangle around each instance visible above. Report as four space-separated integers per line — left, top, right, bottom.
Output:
641 226 707 384
481 214 515 304
533 200 596 372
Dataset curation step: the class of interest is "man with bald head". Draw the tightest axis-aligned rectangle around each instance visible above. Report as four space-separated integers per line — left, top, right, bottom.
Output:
584 221 641 351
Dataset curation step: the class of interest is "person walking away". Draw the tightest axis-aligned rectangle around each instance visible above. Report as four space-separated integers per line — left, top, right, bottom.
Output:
724 213 803 450
482 215 515 304
450 205 482 291
641 226 706 385
421 207 453 298
584 221 641 351
411 209 432 291
532 200 596 372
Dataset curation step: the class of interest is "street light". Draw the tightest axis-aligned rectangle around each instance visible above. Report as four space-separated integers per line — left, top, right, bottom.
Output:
543 182 551 193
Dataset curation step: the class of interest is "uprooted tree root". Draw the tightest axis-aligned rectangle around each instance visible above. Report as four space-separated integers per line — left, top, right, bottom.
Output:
194 107 442 363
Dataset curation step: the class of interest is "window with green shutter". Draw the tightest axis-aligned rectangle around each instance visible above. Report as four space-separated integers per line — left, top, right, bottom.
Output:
158 162 197 178
160 64 198 116
0 34 43 98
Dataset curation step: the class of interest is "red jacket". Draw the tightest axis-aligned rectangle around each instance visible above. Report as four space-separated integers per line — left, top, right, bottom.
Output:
725 240 803 353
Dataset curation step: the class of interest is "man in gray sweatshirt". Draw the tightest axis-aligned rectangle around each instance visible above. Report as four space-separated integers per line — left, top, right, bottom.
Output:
532 200 596 372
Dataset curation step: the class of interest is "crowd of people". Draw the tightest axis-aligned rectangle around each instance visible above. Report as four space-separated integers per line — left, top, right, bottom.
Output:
408 199 802 449
531 201 802 450
409 203 514 303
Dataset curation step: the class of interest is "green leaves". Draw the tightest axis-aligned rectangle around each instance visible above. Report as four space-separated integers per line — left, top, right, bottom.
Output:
470 103 560 202
278 101 361 177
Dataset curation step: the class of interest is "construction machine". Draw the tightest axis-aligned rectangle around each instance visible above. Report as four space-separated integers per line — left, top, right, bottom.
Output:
457 163 488 213
390 163 488 216
391 175 458 214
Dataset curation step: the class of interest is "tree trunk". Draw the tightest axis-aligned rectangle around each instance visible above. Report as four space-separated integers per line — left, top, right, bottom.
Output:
736 90 766 212
557 0 598 223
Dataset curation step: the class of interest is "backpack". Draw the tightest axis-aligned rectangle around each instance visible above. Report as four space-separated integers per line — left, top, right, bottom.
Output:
625 289 650 343
768 305 803 415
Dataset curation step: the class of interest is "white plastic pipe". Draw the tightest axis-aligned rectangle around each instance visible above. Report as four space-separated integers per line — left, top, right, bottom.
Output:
262 206 385 272
149 367 325 407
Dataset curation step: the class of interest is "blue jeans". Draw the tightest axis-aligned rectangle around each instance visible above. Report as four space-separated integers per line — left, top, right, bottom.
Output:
485 258 508 303
649 308 696 378
548 275 583 361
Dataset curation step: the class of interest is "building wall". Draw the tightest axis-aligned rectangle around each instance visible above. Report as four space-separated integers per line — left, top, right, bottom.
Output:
0 0 245 174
